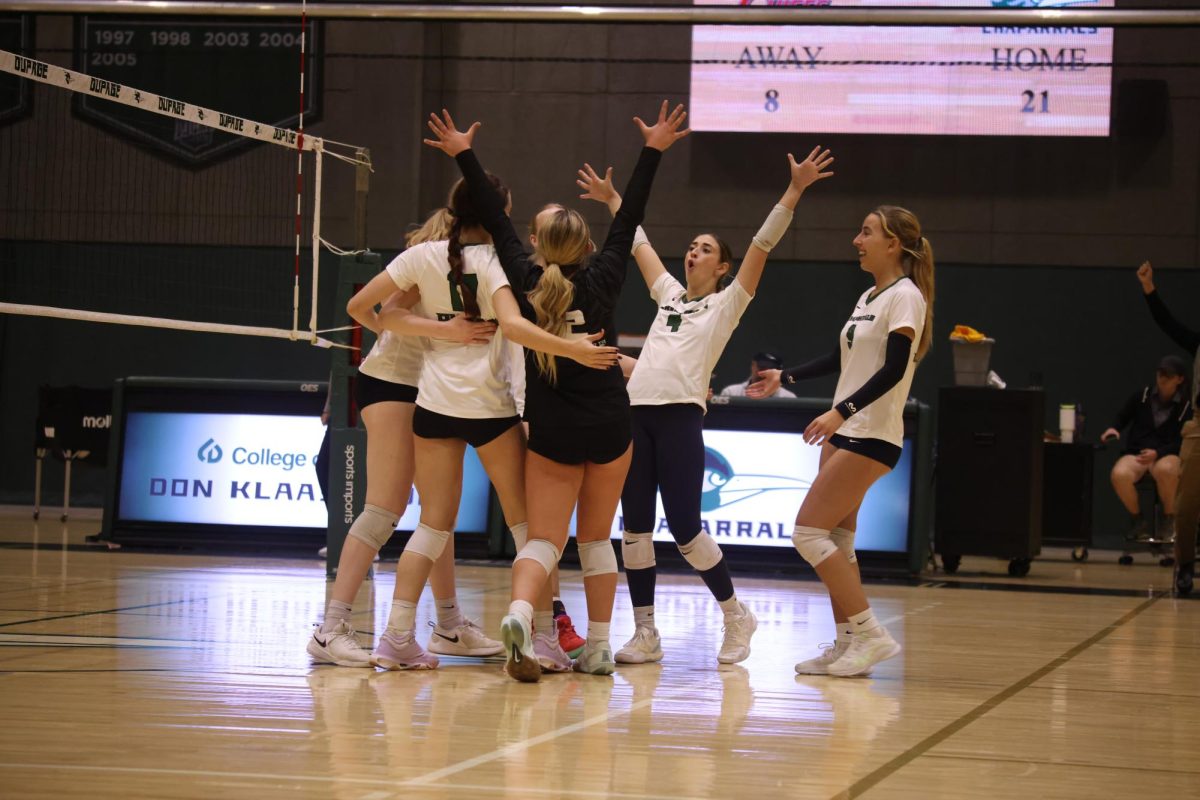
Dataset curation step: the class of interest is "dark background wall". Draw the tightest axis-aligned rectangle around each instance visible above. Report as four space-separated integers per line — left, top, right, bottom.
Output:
2 6 1199 550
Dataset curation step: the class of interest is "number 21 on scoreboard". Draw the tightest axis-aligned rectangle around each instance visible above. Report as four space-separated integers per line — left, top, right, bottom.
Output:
1021 90 1050 114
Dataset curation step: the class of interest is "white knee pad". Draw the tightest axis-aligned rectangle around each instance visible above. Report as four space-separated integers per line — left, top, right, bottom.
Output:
622 531 656 570
831 526 857 564
678 531 723 572
578 539 618 578
514 538 562 577
404 522 451 562
346 503 399 550
510 521 529 550
793 525 839 567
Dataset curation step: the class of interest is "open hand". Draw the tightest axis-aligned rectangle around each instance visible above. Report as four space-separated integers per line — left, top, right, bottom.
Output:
804 409 844 446
423 109 480 157
1137 261 1154 294
789 146 835 191
577 163 617 204
745 369 782 398
566 330 621 370
442 313 497 345
634 101 690 152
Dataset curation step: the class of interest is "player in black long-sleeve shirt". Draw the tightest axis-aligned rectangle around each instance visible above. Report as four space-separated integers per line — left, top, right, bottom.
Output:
1139 260 1200 594
423 103 688 680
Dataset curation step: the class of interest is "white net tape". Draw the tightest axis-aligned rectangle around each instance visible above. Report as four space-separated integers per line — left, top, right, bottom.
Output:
0 48 367 348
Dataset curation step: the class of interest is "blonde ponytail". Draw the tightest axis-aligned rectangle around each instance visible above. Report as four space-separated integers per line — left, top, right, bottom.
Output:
909 236 935 362
527 207 592 384
527 263 575 385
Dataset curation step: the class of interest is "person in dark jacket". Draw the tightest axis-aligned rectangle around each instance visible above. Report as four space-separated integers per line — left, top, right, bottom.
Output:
1101 355 1190 543
1138 260 1200 595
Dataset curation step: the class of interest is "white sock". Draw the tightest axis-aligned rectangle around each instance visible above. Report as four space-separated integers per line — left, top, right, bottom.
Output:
320 599 353 634
508 599 534 629
633 605 655 629
588 621 610 644
385 600 418 638
837 623 854 646
436 596 463 630
534 610 555 636
848 608 882 636
718 595 742 616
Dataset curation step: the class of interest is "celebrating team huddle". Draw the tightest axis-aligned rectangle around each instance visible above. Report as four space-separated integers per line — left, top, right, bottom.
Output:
308 101 935 683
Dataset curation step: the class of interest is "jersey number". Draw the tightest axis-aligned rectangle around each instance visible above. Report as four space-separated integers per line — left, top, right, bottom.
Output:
445 270 480 312
846 324 856 350
665 313 682 332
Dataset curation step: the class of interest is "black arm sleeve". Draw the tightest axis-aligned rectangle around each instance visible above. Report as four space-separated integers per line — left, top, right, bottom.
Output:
781 348 840 385
1145 290 1200 355
833 331 912 419
1110 391 1140 433
587 147 663 292
454 149 533 291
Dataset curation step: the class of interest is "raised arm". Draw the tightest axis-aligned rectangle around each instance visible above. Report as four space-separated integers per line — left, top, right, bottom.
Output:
1139 261 1200 354
585 102 689 285
422 110 532 286
577 162 667 291
491 286 619 370
734 146 834 297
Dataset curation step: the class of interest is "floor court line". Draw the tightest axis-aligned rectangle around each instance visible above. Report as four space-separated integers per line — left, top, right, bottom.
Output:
830 594 1162 800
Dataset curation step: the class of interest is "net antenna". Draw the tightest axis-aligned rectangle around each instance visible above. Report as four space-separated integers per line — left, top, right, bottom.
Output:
0 47 370 349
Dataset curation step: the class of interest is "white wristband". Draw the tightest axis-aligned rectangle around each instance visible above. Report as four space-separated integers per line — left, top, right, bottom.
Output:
751 204 794 253
632 225 651 253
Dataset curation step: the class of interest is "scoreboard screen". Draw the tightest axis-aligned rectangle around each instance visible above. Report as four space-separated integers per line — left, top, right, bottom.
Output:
690 0 1114 137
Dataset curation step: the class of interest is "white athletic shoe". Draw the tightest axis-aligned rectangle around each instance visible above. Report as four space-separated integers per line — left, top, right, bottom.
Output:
534 632 572 673
500 613 540 683
307 620 373 667
427 619 504 657
573 640 616 676
615 626 663 664
827 629 901 677
718 603 757 664
794 641 851 676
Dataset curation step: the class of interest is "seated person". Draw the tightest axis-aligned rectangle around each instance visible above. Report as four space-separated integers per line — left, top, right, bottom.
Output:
719 352 796 399
1102 355 1191 541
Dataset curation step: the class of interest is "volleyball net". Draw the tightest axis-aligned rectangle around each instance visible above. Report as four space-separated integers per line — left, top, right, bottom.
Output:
0 42 368 348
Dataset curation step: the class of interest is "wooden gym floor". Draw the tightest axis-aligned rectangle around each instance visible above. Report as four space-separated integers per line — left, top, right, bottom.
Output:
0 508 1196 799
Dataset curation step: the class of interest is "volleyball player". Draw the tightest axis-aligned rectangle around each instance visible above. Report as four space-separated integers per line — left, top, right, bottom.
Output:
308 208 503 667
424 101 688 681
576 146 835 666
750 206 934 677
348 173 618 670
523 204 587 658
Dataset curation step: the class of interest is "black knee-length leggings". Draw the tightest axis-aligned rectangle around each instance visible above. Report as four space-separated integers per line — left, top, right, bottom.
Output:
621 403 734 606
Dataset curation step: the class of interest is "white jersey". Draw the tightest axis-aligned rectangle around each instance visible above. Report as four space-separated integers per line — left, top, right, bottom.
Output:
384 241 516 419
833 277 926 447
628 272 753 409
358 310 426 388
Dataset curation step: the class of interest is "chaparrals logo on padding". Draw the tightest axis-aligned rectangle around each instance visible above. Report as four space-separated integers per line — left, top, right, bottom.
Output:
197 438 223 464
701 446 811 512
